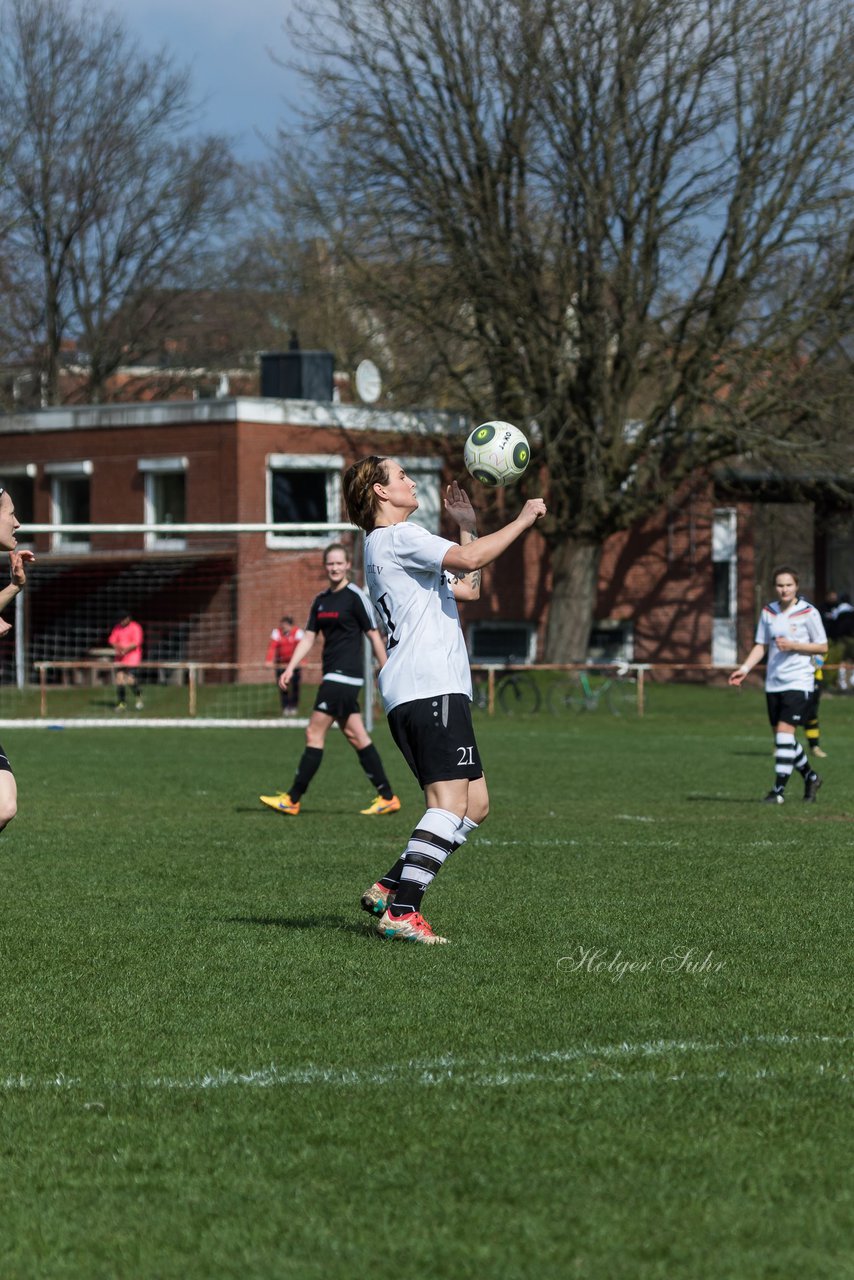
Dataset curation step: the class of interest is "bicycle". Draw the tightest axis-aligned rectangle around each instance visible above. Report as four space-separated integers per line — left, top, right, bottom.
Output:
547 664 637 715
472 665 542 715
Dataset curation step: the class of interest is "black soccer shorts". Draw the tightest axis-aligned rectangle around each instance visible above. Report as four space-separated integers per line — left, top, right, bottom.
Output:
766 689 811 728
313 679 362 721
387 693 483 787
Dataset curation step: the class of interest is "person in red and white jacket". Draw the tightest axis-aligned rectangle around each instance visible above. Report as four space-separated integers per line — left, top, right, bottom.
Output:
266 615 305 715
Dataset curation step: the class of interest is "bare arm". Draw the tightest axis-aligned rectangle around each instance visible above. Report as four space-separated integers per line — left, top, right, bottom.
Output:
0 550 35 618
442 499 547 576
775 636 828 656
279 630 317 688
366 628 388 670
728 643 767 685
442 482 482 601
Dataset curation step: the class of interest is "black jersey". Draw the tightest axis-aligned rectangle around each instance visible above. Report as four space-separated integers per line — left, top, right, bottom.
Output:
306 582 377 683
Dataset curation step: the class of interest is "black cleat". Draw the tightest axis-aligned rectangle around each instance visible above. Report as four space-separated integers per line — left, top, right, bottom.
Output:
762 790 785 805
803 773 823 803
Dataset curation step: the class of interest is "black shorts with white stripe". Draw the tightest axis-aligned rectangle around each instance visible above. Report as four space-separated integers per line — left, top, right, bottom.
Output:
387 693 483 788
0 740 12 773
313 678 362 720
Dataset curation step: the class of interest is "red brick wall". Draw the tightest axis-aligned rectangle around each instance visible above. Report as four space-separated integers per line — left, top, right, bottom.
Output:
1 410 758 670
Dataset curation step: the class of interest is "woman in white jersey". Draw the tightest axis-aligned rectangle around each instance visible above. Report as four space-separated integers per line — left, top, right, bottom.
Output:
0 484 35 834
729 566 827 804
343 456 546 944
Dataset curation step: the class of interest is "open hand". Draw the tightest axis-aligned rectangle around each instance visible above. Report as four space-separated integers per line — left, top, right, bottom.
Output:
9 549 34 586
444 481 477 529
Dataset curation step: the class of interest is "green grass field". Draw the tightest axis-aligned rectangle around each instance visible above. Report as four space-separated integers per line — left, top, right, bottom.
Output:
0 685 852 1279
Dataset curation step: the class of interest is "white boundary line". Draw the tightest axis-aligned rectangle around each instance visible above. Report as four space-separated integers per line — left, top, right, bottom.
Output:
0 718 309 729
3 1033 850 1093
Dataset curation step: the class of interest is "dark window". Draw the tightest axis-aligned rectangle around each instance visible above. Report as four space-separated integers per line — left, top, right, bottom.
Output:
713 561 732 619
9 474 34 539
151 471 186 527
54 476 90 545
271 470 327 526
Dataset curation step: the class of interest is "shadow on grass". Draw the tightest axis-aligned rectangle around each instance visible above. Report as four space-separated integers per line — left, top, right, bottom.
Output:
225 914 367 935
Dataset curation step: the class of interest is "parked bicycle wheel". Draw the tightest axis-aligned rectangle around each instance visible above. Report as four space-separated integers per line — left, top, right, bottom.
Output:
606 677 637 716
497 671 541 714
547 674 584 714
471 673 490 711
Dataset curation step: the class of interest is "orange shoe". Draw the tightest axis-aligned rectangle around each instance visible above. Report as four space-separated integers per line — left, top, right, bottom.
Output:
260 792 300 816
360 794 401 815
375 909 448 944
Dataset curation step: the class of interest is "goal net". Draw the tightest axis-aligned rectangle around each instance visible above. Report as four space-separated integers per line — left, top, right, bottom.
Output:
0 522 377 726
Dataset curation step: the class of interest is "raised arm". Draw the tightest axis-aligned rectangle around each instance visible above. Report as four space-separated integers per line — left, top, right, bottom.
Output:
443 481 481 601
441 498 547 577
0 549 35 619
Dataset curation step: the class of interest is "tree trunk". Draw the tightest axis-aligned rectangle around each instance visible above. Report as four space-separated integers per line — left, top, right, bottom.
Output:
543 538 603 663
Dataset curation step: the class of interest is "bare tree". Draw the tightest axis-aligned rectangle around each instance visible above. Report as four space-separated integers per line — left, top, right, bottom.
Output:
273 0 854 658
0 0 242 403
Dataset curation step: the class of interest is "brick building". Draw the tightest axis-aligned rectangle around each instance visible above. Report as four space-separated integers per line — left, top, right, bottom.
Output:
0 370 792 679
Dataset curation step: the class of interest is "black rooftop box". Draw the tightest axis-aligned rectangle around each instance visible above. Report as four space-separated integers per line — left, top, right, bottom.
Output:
260 351 334 401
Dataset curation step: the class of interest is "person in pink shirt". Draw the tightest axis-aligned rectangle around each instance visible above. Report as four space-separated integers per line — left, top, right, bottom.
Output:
108 611 144 711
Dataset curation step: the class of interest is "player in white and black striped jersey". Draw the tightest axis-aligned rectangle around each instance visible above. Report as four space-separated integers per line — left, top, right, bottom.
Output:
259 543 400 817
729 566 827 804
343 456 547 944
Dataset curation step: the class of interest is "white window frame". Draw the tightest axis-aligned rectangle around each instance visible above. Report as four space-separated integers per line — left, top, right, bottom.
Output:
45 460 93 552
398 455 443 534
139 457 188 550
266 453 344 549
712 507 738 665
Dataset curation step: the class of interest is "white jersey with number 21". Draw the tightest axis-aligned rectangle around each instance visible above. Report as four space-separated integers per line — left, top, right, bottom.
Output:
364 522 473 713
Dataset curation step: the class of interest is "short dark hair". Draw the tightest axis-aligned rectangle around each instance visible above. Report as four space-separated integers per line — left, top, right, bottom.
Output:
772 565 799 586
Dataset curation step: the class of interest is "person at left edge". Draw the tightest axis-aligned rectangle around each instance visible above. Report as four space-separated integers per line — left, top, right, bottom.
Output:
259 542 400 817
0 483 36 833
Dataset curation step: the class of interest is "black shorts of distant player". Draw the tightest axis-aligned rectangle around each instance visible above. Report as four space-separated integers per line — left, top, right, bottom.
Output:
313 679 361 720
766 689 810 728
388 693 483 788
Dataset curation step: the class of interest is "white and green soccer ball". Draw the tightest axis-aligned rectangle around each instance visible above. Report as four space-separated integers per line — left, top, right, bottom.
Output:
463 421 531 488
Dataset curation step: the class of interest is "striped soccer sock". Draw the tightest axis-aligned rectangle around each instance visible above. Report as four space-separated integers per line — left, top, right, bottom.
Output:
379 815 479 893
774 732 813 790
390 808 461 916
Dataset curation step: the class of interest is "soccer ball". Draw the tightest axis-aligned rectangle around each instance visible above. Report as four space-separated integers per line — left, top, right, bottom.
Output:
463 421 531 488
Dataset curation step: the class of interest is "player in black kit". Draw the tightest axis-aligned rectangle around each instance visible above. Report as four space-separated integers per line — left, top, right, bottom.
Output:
259 543 400 816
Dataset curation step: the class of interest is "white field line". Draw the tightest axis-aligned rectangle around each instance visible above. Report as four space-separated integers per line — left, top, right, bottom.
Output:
2 1033 850 1093
0 719 307 729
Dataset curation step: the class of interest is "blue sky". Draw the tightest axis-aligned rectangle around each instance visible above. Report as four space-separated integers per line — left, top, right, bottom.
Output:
118 0 303 159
